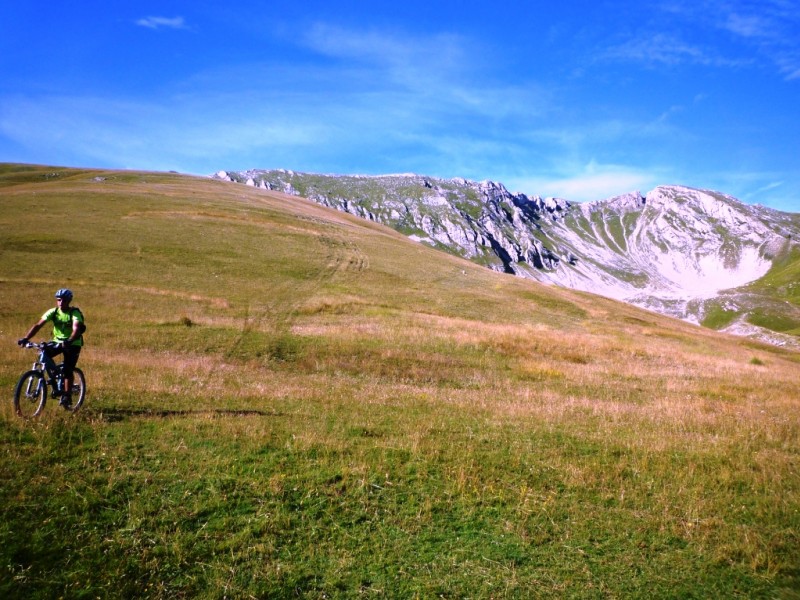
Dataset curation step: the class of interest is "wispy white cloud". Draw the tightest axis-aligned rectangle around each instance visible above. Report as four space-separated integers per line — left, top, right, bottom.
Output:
781 65 800 80
302 23 464 69
689 167 798 211
265 23 556 162
751 180 784 195
506 161 662 202
0 92 329 173
602 33 749 68
723 1 800 80
646 0 800 79
723 12 772 38
295 22 545 120
136 16 188 30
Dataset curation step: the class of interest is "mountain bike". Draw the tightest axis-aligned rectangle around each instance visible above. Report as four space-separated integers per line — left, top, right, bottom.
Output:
14 342 86 418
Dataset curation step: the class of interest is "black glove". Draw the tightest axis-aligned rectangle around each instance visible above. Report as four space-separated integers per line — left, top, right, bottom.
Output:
17 338 29 347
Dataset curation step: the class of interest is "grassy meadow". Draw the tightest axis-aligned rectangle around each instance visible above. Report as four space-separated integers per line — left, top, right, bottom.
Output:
1 164 798 598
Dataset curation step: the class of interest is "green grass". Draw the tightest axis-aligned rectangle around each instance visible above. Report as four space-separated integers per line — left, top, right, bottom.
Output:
701 302 740 330
604 215 628 253
1 164 799 598
749 244 800 306
747 308 800 334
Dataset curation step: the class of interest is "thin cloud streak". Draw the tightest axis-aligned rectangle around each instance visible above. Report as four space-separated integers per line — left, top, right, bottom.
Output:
136 16 188 30
602 33 750 68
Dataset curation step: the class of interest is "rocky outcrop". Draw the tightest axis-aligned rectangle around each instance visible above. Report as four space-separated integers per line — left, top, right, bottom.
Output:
215 170 572 276
212 169 800 344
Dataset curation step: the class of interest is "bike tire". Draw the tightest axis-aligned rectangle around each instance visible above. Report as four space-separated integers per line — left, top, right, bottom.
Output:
65 368 86 413
14 370 47 418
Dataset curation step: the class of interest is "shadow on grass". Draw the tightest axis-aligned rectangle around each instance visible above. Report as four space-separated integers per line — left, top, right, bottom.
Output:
85 407 283 422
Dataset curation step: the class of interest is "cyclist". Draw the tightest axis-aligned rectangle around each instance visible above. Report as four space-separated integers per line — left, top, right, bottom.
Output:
18 288 85 408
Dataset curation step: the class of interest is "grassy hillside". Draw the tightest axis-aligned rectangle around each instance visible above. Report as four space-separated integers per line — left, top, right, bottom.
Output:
1 164 798 598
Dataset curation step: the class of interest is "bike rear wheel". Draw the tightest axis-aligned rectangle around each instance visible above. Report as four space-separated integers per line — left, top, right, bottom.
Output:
14 370 47 418
64 368 86 413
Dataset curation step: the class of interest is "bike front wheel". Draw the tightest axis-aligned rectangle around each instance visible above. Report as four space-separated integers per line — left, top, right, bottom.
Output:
65 368 86 413
14 370 47 418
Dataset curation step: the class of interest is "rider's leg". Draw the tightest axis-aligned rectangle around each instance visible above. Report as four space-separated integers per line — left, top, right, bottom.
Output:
60 346 81 406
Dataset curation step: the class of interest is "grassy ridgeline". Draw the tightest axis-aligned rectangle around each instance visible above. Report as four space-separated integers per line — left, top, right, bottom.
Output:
1 164 798 598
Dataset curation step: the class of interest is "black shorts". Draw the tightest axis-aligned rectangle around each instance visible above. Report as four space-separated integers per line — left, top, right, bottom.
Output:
47 343 82 377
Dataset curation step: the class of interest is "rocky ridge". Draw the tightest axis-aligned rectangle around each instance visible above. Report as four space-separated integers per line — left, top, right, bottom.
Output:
213 169 800 346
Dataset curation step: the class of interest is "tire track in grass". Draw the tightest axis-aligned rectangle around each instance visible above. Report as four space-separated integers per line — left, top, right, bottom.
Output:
224 230 368 362
85 407 284 422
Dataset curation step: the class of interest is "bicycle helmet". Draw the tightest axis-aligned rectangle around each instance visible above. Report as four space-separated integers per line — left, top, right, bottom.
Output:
55 288 73 301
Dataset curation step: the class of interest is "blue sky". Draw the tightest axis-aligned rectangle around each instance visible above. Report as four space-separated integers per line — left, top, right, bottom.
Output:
2 1 799 210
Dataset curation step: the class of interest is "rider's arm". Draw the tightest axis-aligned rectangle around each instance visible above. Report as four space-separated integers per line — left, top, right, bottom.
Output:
22 318 47 341
66 319 82 344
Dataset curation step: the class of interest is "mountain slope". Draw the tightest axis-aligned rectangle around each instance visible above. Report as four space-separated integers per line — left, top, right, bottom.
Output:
215 169 800 346
2 164 799 597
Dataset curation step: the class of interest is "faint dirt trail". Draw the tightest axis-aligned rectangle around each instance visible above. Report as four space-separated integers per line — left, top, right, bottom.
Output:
224 229 369 360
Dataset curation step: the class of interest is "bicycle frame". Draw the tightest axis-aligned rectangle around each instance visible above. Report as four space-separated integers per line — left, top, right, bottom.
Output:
27 344 65 398
43 352 62 396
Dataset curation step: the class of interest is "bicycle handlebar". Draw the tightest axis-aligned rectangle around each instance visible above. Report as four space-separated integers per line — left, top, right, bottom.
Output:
20 341 52 350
